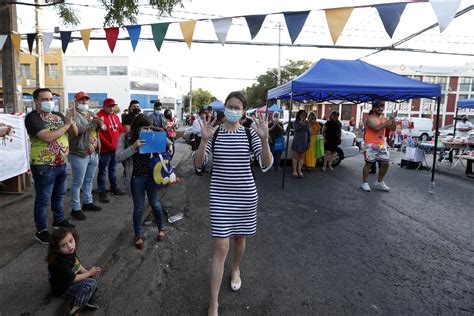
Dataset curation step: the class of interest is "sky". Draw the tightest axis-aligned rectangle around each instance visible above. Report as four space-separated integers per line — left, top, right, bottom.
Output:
15 0 474 102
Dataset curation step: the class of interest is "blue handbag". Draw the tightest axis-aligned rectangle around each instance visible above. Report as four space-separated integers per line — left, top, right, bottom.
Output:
274 133 286 151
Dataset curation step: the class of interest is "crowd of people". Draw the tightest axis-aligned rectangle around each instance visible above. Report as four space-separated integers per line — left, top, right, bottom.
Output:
21 86 411 315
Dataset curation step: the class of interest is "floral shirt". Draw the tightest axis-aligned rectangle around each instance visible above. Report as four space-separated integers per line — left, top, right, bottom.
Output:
25 111 69 166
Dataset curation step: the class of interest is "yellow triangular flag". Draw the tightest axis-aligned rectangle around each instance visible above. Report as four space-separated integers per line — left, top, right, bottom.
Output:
10 32 21 54
325 7 353 44
80 29 92 51
180 20 197 49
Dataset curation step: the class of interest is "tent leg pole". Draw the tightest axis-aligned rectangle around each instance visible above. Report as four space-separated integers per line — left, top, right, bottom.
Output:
429 97 441 193
282 95 293 189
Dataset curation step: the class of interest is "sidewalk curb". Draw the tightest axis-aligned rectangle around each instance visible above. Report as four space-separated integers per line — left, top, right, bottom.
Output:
0 192 32 209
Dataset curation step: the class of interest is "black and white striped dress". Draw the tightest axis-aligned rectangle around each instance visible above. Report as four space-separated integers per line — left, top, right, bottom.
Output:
200 126 271 238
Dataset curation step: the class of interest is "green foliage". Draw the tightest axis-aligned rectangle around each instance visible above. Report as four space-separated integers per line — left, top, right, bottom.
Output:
244 60 312 106
183 88 216 113
48 0 183 27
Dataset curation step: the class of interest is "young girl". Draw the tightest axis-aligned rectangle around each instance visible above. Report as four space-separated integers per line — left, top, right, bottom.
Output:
164 109 176 143
194 91 273 316
115 114 173 250
47 227 100 315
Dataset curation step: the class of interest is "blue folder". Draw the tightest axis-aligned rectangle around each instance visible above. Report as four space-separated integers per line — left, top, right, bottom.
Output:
139 131 167 154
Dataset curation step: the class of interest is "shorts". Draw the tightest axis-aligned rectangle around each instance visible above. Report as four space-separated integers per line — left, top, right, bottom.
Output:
364 143 389 162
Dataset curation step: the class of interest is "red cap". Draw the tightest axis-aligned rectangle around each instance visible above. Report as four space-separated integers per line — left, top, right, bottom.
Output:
74 91 90 101
103 98 117 107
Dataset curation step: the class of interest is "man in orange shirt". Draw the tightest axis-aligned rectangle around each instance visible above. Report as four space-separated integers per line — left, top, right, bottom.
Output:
362 101 396 192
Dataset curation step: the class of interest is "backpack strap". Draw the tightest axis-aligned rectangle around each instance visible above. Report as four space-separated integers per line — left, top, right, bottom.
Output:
211 126 220 153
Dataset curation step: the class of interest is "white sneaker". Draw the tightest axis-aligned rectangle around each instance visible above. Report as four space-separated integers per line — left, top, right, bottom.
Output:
361 182 371 191
373 180 390 191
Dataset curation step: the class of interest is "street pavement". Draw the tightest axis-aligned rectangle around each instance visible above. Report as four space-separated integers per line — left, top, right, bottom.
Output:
0 137 473 315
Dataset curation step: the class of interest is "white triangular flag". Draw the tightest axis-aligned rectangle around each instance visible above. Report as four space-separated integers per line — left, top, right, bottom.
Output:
42 32 54 53
212 18 232 46
0 35 7 50
430 0 461 32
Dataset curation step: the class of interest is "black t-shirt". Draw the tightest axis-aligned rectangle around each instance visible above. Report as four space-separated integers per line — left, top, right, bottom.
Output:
324 120 342 143
122 113 137 126
48 253 81 296
268 121 283 142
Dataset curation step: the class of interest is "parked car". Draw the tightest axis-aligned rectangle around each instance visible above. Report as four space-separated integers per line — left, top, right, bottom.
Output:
282 120 359 167
438 124 474 138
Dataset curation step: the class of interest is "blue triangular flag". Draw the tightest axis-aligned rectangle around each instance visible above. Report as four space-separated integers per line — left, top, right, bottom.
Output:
60 31 72 53
375 3 407 38
283 11 310 44
126 25 141 51
244 14 267 40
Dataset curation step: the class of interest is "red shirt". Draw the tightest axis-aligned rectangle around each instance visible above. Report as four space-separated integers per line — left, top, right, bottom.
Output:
97 109 124 153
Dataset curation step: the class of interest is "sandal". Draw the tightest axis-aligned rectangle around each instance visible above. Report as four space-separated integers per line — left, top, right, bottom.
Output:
157 230 165 242
134 236 144 250
292 172 298 178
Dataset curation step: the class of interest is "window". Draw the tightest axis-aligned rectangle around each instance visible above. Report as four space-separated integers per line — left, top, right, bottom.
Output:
20 64 31 78
109 66 127 76
66 66 107 76
341 104 352 120
45 63 58 78
130 81 159 91
459 77 471 92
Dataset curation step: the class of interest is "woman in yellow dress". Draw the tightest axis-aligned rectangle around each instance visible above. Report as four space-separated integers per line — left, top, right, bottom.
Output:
304 112 320 169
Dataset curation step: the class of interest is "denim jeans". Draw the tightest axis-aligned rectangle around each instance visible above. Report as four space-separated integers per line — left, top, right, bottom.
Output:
31 164 67 232
270 144 283 169
69 152 99 210
97 151 117 193
130 174 164 237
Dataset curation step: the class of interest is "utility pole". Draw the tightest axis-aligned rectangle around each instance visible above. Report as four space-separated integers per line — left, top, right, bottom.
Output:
189 77 192 115
0 2 22 113
277 22 282 109
35 0 45 88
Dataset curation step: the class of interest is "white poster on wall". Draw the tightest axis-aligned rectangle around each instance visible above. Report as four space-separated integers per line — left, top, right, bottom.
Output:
0 114 30 182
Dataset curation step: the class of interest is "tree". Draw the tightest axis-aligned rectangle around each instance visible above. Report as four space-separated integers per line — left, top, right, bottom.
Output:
46 0 184 26
183 88 216 113
244 60 313 107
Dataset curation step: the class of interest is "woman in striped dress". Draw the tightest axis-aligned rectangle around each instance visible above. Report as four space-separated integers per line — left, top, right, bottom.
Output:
194 91 273 316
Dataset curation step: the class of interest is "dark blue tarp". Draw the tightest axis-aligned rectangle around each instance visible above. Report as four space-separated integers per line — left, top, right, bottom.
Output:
457 99 474 109
267 59 441 102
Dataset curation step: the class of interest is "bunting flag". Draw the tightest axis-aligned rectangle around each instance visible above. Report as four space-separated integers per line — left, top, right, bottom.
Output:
245 15 267 40
283 11 310 44
27 33 36 54
43 32 54 53
105 27 120 53
80 29 92 51
430 0 461 32
325 7 353 44
0 35 7 50
126 25 141 51
60 31 72 53
375 3 407 38
180 20 197 48
10 32 21 54
151 23 170 52
212 18 232 46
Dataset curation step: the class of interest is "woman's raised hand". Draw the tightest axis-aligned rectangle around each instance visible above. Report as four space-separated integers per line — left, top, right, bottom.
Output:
252 112 269 141
199 114 217 140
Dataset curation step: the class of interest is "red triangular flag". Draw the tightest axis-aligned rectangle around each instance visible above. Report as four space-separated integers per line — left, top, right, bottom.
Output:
105 27 120 53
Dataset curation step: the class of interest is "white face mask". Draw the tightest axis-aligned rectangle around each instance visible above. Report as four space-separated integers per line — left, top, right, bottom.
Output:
40 101 55 113
77 103 89 111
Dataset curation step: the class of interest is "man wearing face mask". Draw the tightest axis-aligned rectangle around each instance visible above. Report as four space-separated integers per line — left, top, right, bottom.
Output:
149 101 165 132
122 100 141 133
68 91 104 221
25 88 78 244
455 115 472 138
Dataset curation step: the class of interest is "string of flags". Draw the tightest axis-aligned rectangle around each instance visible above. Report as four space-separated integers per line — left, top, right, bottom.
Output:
0 0 461 55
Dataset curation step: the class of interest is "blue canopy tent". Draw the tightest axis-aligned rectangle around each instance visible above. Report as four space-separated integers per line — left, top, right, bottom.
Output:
453 99 474 137
266 59 442 190
204 100 224 111
256 103 283 113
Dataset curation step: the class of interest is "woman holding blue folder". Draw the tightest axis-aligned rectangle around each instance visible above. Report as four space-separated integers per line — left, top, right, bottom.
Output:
116 114 173 250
